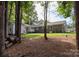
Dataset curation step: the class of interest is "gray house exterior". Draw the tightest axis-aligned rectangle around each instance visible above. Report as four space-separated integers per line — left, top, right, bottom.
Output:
8 20 67 34
31 21 67 33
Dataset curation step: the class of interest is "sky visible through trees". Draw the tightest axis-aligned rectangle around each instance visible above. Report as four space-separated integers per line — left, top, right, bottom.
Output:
34 1 73 25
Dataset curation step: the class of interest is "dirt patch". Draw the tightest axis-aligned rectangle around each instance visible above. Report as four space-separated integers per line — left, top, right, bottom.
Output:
4 36 78 57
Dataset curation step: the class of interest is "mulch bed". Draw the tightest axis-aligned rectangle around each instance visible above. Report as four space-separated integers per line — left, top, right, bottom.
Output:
3 36 79 57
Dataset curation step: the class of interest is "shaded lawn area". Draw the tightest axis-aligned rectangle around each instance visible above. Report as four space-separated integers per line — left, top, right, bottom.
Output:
21 32 76 38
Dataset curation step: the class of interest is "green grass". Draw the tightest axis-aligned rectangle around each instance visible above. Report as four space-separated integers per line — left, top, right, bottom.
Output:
21 33 44 38
21 33 76 38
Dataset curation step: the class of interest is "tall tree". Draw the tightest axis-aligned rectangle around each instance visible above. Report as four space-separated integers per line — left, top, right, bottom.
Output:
0 2 5 56
4 1 8 38
44 1 48 40
15 1 21 43
37 1 50 40
74 1 79 49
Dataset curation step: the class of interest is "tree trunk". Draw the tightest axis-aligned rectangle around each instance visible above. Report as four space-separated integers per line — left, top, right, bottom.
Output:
20 2 22 33
4 1 8 39
0 2 5 56
75 2 79 49
15 1 21 43
44 1 48 40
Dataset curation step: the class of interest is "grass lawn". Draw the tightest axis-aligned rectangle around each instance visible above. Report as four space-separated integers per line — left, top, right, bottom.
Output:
21 32 76 38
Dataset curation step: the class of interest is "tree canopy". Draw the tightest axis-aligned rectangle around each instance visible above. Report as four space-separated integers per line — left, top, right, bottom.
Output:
8 1 38 25
57 1 74 18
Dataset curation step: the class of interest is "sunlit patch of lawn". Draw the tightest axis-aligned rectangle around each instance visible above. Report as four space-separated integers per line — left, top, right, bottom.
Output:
21 32 76 38
47 32 76 37
21 33 44 38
